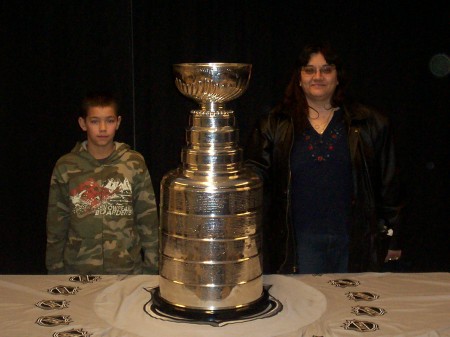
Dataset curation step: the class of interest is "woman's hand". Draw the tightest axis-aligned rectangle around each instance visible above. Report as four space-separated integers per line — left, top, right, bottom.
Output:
384 249 402 263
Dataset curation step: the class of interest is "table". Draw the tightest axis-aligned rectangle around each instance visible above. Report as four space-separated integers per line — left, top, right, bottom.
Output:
1 272 449 337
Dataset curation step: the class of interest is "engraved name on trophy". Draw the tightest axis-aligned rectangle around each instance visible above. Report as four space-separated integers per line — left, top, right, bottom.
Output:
156 63 265 318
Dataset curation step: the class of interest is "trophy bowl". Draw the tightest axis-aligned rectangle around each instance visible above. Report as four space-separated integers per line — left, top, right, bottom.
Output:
173 63 252 110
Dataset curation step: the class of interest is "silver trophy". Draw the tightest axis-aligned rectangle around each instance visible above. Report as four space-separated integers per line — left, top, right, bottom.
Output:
158 63 265 316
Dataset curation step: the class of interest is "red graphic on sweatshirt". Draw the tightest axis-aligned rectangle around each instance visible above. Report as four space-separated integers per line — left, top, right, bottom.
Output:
70 178 132 216
70 178 113 209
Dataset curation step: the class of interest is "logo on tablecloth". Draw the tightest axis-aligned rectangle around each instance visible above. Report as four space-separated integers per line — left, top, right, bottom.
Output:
346 291 379 301
48 285 80 295
328 279 360 287
351 305 386 316
342 319 379 332
35 299 70 310
52 328 92 337
69 275 101 284
35 315 72 327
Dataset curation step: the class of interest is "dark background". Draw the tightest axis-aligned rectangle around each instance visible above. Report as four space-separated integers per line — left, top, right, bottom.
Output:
1 1 448 274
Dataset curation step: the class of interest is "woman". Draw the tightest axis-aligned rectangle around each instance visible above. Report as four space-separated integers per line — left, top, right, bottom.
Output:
246 42 403 274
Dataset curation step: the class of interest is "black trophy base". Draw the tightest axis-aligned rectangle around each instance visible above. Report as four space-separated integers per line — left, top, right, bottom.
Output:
151 286 271 323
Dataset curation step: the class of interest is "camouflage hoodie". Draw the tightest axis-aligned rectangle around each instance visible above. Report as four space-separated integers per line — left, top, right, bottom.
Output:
46 141 158 274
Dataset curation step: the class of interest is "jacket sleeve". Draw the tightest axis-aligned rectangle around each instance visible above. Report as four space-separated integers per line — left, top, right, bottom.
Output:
374 114 404 250
46 165 70 274
133 164 159 274
245 114 273 183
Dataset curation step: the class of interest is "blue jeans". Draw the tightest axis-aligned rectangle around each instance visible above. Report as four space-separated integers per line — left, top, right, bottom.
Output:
296 232 349 274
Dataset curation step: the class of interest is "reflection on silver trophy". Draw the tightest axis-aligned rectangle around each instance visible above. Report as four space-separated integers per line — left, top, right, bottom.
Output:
159 63 264 311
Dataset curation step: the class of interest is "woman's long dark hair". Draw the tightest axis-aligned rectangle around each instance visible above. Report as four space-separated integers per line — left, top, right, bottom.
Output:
275 42 349 132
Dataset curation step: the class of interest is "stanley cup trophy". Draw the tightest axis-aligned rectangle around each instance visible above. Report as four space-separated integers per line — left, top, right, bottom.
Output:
155 63 268 321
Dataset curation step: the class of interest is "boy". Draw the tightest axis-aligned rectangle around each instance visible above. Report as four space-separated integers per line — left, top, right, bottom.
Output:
46 92 158 274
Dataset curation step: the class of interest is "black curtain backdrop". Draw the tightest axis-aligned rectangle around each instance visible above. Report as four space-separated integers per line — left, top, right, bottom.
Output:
1 1 448 274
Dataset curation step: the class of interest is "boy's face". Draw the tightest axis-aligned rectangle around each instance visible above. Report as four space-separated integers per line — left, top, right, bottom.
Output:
78 105 121 150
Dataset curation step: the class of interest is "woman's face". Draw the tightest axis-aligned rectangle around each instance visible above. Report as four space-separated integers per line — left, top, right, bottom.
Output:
299 52 339 104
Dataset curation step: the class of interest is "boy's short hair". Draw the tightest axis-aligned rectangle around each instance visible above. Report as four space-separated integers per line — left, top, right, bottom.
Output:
81 91 119 118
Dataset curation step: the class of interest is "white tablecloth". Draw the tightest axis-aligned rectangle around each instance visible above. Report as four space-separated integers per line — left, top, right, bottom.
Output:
1 272 449 337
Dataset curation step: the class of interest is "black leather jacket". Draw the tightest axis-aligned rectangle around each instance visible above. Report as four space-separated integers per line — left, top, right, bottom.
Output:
246 102 403 273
